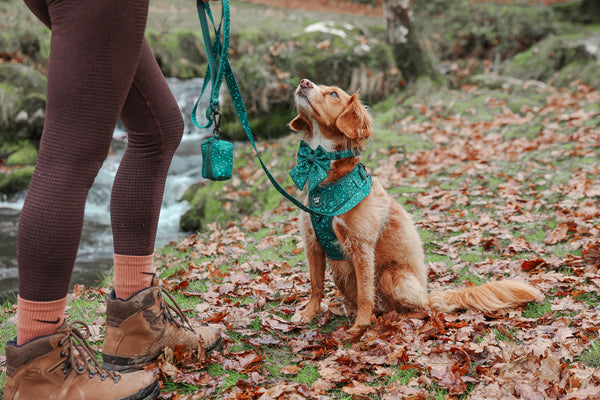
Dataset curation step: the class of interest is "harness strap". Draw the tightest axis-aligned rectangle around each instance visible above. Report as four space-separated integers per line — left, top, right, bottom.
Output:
308 163 372 260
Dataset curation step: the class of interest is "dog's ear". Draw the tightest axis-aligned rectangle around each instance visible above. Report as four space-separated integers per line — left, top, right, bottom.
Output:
335 94 373 139
289 115 310 132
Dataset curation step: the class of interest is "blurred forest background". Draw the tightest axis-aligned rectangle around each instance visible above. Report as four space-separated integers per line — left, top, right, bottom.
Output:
1 0 599 190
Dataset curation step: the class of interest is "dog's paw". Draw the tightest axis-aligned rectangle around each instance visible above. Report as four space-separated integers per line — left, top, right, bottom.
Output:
291 312 305 324
344 324 369 342
291 311 315 325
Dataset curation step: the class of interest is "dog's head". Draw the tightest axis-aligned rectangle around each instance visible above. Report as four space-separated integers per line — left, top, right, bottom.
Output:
289 79 373 151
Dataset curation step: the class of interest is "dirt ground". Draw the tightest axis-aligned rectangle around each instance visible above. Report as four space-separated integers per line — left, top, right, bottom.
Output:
240 0 383 17
240 0 569 18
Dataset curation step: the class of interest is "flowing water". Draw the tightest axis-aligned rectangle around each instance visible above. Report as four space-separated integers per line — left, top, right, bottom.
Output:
0 78 213 301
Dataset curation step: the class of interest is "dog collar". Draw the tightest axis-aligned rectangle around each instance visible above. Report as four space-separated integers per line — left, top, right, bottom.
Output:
289 140 360 192
309 163 372 260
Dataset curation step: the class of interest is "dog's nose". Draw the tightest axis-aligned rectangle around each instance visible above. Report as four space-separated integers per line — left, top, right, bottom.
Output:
299 79 313 89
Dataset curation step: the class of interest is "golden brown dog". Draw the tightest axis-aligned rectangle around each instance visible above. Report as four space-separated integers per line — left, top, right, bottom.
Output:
289 79 544 338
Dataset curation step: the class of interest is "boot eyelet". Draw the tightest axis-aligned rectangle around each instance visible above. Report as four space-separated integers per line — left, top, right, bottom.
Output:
100 374 106 381
61 365 69 374
60 351 66 357
89 371 95 378
78 365 84 372
114 376 120 383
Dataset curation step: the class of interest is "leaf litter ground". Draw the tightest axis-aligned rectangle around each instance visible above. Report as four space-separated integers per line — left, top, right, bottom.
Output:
1 80 599 399
148 80 600 399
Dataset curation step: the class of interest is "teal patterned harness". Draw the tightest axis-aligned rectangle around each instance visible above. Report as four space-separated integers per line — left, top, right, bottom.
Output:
289 141 372 260
308 163 372 259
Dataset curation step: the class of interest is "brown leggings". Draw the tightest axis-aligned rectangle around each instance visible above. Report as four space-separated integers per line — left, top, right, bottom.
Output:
19 0 184 301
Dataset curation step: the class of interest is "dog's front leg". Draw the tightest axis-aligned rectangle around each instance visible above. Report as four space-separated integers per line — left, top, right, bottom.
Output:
292 222 327 324
346 246 375 337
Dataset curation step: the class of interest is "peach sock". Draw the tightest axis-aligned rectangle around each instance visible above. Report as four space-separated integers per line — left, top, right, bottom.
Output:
113 253 155 300
17 295 67 345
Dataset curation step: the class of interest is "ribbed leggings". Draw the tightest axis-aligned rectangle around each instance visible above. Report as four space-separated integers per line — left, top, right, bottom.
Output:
19 0 184 301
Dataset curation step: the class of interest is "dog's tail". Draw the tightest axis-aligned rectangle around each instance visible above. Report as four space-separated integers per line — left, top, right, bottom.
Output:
428 280 544 313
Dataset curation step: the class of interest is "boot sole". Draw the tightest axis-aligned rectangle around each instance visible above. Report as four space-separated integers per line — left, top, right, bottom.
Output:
103 336 223 373
120 379 160 400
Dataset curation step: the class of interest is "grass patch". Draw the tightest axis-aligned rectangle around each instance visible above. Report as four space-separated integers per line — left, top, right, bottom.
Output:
523 298 552 319
578 341 600 368
293 364 320 385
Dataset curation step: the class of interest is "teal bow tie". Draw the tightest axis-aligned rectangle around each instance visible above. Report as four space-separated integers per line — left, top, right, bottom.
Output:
289 141 330 191
289 141 360 191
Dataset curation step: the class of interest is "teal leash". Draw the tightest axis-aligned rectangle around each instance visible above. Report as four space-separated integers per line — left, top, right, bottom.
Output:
192 0 371 217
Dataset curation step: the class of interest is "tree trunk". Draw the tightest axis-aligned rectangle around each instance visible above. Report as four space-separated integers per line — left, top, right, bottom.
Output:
381 0 438 82
580 0 600 24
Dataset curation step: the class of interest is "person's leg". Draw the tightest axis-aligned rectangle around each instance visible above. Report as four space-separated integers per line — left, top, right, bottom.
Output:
111 40 184 299
17 0 149 344
7 0 162 398
102 41 221 372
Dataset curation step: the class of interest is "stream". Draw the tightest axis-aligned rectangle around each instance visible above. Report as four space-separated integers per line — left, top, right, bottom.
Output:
0 78 213 301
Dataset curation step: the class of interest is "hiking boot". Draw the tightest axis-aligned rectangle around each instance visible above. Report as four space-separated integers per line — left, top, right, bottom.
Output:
4 321 159 400
102 281 222 372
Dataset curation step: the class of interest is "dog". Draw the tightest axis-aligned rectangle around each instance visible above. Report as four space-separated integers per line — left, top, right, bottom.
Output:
288 79 544 338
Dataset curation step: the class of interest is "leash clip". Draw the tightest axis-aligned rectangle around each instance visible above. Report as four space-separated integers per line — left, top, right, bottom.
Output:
211 108 222 137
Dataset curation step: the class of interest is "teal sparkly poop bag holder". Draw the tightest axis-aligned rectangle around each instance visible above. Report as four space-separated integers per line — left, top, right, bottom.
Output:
191 0 372 219
192 0 233 181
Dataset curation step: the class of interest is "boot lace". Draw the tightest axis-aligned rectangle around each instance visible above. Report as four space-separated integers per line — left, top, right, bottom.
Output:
159 287 195 332
54 321 121 382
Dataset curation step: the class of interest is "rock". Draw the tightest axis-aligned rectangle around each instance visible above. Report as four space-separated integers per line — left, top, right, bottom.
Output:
0 166 35 197
0 63 47 142
5 141 38 166
502 33 600 89
180 200 207 233
147 30 208 79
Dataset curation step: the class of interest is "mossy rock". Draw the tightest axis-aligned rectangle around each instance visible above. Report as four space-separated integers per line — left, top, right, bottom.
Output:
0 84 20 133
0 64 47 142
274 22 398 103
147 30 208 79
179 136 302 232
180 197 207 232
220 106 295 141
552 0 600 24
0 63 46 95
5 141 38 166
0 0 51 64
179 181 240 232
503 33 600 89
415 0 562 65
0 166 34 197
223 20 398 121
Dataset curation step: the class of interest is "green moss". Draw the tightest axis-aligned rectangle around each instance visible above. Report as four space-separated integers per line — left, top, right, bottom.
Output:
0 84 20 128
503 32 600 90
293 364 320 386
0 166 34 196
578 341 600 368
502 121 542 140
5 141 38 166
523 297 551 318
177 137 300 231
221 107 295 140
146 30 207 79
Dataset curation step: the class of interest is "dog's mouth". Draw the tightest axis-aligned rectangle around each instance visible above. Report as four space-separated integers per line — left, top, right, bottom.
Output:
295 91 309 100
295 91 312 111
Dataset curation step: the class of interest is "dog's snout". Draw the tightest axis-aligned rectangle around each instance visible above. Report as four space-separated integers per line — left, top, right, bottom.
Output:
300 79 313 89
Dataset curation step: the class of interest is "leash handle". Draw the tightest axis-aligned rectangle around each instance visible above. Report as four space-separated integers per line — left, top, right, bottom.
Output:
192 0 227 129
194 0 368 217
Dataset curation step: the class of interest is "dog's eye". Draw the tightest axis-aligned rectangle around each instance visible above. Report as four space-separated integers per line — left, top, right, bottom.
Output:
329 92 339 99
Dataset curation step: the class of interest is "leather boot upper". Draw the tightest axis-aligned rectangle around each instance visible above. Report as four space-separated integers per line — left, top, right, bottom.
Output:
4 321 158 400
102 282 220 370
